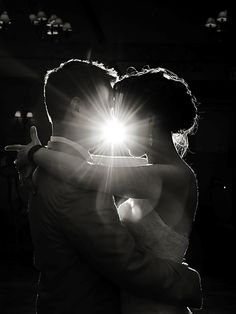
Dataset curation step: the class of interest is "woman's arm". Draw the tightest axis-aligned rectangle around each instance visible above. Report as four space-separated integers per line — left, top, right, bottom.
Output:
33 147 161 199
5 126 161 199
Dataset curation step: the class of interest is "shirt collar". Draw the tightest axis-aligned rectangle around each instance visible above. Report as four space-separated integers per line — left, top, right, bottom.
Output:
49 136 91 161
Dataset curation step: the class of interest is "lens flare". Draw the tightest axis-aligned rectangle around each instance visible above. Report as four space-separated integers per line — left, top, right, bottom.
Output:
101 117 126 145
56 80 147 156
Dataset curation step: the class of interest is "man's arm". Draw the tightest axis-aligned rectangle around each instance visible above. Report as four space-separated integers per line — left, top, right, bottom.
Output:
5 127 202 309
58 190 202 309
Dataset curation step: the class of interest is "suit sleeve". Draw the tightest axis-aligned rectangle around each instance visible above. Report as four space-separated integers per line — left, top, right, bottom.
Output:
57 189 202 309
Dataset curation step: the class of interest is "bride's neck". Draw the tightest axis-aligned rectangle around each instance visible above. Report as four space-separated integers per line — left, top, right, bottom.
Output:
147 132 179 164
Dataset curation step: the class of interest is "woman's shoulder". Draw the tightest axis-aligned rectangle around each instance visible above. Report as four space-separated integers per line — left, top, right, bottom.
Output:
175 161 197 192
150 162 197 234
151 160 195 181
148 161 197 200
180 161 197 188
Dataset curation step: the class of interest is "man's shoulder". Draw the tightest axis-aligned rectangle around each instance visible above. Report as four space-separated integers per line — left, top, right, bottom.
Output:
33 167 114 210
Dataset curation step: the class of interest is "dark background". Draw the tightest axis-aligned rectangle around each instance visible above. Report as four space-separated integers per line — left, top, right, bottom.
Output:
0 1 235 313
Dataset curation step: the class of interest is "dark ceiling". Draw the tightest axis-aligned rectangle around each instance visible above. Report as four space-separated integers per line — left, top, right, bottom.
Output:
0 1 234 112
0 0 234 153
0 1 234 69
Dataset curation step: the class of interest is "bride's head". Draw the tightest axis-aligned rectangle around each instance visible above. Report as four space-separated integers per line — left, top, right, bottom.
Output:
114 67 199 158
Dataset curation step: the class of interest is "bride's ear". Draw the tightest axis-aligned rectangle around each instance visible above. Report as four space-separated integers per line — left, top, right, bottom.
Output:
70 97 82 113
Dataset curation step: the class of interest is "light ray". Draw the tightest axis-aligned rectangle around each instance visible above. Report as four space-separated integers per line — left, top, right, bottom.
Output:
101 108 126 145
54 79 149 157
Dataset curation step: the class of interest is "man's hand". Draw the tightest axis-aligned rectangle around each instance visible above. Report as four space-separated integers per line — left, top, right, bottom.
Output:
5 126 41 168
5 126 41 193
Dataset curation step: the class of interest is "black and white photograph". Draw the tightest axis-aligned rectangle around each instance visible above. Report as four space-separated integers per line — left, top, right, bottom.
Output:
0 1 235 313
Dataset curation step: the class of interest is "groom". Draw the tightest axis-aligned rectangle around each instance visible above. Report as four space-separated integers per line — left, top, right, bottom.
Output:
7 59 202 314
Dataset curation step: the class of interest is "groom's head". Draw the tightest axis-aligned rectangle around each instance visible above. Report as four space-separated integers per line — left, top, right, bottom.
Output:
44 59 117 127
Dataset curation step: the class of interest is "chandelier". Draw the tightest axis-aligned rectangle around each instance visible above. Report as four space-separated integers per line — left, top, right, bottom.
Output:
205 10 228 41
29 11 72 40
0 11 11 31
0 10 72 40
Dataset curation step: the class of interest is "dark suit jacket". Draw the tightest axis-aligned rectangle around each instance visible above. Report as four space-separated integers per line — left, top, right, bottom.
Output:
29 141 202 314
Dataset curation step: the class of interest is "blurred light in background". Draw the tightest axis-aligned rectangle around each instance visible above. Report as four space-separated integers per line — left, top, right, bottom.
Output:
14 111 22 118
217 10 227 23
29 11 72 39
0 11 11 31
205 17 217 28
205 10 228 37
0 9 72 40
26 112 33 118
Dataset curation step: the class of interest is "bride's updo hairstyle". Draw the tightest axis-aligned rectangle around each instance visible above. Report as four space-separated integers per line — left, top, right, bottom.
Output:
114 67 199 157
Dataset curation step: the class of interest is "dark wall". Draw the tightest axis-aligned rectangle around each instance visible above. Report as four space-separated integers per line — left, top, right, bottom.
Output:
0 2 235 277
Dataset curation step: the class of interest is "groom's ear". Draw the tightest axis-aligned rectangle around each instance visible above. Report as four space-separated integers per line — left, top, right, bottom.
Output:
148 115 156 132
70 97 82 113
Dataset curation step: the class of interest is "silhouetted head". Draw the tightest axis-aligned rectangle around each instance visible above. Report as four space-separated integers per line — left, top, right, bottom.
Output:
44 59 118 124
115 67 198 133
114 67 199 156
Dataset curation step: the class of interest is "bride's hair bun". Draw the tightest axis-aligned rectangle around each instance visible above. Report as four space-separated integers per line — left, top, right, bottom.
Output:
116 67 199 134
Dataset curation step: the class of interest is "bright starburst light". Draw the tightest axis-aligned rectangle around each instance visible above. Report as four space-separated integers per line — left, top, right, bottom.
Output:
101 114 126 145
95 93 146 156
71 83 146 156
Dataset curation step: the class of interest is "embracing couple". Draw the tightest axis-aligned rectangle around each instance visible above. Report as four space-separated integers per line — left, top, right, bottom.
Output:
6 59 202 314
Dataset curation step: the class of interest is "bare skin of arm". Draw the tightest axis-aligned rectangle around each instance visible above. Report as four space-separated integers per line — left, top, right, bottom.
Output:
34 147 164 198
5 126 193 208
33 147 197 237
5 127 202 308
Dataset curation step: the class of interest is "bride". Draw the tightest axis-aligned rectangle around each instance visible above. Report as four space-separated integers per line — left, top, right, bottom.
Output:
6 67 200 314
